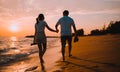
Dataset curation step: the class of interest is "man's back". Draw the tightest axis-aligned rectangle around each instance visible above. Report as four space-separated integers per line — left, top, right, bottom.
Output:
57 16 75 36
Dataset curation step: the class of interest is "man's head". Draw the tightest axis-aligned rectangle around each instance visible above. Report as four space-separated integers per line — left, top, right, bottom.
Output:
63 10 69 16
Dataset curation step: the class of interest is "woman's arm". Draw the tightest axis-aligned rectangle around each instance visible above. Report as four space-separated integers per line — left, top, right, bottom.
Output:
33 29 37 43
46 24 58 32
31 24 37 45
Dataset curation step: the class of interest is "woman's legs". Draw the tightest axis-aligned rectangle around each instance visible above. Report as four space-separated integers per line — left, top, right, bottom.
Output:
38 42 47 63
38 43 44 63
42 42 47 57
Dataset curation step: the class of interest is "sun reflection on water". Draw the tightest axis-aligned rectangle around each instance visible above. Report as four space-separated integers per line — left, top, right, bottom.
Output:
10 36 17 47
10 36 17 42
10 36 20 53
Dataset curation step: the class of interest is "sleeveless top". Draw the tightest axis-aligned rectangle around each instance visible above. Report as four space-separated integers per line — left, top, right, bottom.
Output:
35 20 47 43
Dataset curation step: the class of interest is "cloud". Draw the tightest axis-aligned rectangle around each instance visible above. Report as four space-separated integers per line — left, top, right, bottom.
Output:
0 0 120 36
0 0 120 23
104 0 120 2
71 8 120 15
1 0 120 15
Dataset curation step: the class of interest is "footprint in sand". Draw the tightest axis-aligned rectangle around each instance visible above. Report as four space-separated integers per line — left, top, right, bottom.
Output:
24 66 38 72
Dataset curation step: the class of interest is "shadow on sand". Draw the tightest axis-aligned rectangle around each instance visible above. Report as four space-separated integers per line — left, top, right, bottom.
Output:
65 61 103 72
70 56 120 68
54 56 120 72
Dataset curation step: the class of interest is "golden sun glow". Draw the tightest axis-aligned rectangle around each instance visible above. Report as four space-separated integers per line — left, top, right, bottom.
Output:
9 24 19 32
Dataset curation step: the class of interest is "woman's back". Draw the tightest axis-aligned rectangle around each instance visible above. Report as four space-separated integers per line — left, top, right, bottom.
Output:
35 21 47 33
35 20 47 42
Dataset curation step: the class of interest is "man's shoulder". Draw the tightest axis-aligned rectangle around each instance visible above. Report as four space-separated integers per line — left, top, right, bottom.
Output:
59 17 64 20
68 16 73 20
60 16 73 20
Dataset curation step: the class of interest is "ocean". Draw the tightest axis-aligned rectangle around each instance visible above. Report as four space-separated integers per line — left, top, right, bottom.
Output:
0 36 61 72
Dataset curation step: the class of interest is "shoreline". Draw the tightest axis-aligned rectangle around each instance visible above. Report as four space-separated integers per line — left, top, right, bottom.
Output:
0 38 62 72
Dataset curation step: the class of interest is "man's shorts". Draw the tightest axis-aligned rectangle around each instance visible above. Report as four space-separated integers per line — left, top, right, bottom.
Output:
61 36 72 46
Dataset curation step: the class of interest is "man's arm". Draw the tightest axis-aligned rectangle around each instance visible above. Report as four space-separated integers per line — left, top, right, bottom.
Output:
55 20 60 32
55 24 59 32
72 24 79 42
73 24 77 34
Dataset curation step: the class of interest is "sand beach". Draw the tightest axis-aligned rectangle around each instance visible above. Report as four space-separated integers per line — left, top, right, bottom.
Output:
0 34 120 72
52 34 120 72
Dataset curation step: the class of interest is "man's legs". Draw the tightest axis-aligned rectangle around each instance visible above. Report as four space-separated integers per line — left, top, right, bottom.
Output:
61 36 66 61
62 44 65 61
68 36 72 57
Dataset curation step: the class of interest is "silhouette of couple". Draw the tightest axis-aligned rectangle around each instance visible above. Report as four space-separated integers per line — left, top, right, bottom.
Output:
31 10 78 64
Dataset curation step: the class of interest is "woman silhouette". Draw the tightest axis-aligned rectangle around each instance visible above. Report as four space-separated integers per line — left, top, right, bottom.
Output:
32 14 58 63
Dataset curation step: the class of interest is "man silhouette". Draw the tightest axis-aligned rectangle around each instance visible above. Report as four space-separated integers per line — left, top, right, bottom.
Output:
55 10 77 61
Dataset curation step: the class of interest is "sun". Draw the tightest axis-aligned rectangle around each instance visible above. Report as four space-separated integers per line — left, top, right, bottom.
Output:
9 24 19 32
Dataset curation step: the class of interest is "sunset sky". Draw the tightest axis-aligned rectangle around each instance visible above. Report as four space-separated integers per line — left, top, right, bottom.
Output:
0 0 120 37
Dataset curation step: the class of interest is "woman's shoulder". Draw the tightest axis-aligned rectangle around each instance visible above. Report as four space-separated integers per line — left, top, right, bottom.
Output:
38 20 47 25
38 20 46 23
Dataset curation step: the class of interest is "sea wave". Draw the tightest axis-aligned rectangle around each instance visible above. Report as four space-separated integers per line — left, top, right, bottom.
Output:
0 37 60 66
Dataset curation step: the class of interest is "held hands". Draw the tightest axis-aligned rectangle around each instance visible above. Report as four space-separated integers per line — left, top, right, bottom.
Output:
56 29 59 33
55 29 59 33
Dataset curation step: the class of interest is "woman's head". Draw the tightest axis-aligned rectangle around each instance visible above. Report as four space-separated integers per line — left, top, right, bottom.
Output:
38 14 44 21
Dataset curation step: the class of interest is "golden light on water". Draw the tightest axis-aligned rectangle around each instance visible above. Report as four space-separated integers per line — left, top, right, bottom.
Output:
10 36 17 47
11 36 17 42
10 36 21 53
14 49 20 53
